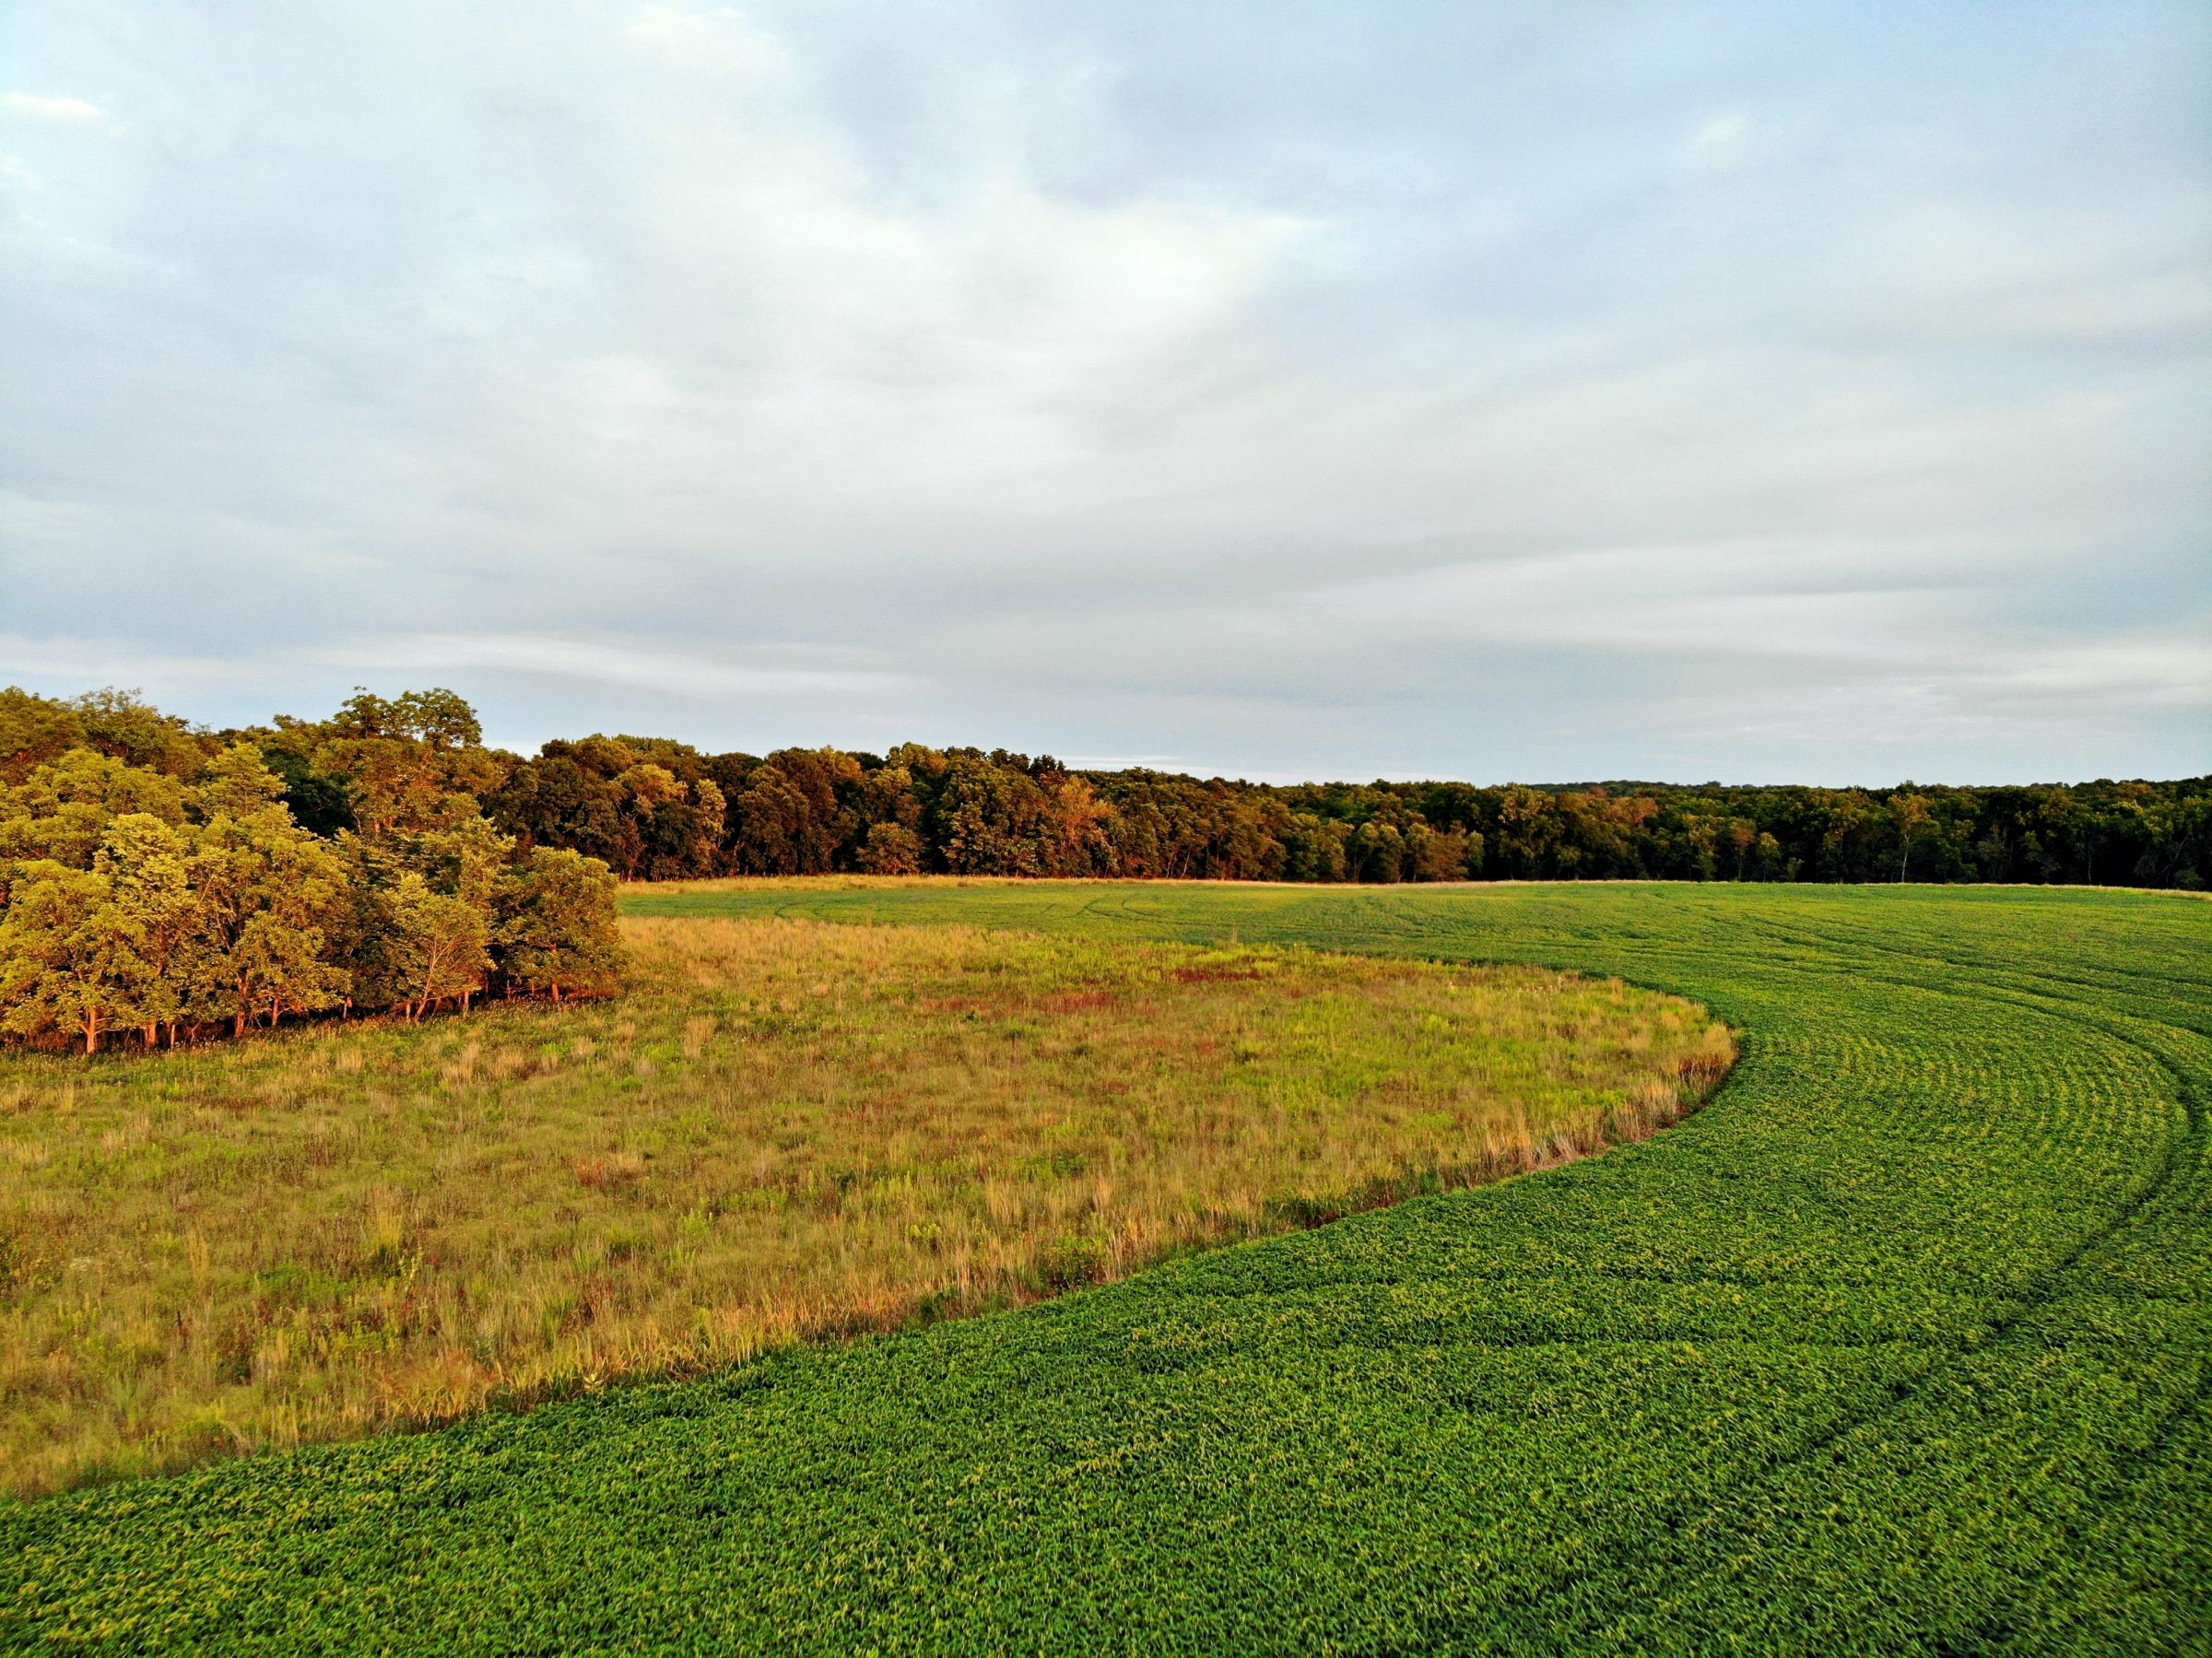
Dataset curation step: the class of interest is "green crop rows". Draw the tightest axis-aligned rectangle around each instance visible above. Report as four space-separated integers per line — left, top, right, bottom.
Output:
6 882 2207 1653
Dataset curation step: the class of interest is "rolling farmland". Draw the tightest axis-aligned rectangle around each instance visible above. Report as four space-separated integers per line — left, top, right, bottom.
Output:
6 880 2208 1653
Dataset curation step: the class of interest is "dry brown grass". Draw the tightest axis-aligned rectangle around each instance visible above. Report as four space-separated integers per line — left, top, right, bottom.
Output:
0 916 1733 1497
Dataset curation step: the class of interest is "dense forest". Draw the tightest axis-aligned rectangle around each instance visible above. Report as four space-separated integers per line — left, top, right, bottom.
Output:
0 688 623 1052
478 725 2208 892
2 682 2205 1052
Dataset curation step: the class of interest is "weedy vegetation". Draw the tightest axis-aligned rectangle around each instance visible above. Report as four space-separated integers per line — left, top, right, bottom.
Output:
0 914 1728 1497
3 879 2206 1656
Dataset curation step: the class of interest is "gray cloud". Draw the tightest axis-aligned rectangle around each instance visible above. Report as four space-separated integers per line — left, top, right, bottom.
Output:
2 0 2206 783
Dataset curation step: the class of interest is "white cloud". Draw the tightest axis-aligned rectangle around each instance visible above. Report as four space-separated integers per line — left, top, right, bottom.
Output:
1993 633 2212 707
309 632 908 703
1680 111 1752 171
1 92 103 124
0 634 275 692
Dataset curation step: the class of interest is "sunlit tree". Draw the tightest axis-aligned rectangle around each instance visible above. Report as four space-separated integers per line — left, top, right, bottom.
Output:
0 863 151 1052
494 847 624 1001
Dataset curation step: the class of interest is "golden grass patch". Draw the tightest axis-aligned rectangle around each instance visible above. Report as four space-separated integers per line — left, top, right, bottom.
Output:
0 916 1732 1496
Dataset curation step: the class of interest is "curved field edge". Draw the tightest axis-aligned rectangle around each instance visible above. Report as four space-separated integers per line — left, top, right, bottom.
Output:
0 918 1735 1499
5 883 2207 1656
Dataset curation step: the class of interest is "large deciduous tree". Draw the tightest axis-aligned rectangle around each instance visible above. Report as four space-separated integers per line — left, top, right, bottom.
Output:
0 863 151 1052
385 876 492 1018
494 848 624 1002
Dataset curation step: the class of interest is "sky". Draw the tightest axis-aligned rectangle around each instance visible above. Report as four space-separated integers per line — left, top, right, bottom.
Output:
2 2 2207 785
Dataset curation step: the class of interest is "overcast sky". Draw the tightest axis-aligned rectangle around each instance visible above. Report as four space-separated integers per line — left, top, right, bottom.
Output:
3 3 2206 783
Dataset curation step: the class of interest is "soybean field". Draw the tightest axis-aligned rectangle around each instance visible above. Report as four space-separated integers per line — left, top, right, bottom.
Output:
6 881 2207 1655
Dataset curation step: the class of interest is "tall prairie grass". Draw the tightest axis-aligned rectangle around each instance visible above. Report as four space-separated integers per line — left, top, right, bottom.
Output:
0 916 1732 1496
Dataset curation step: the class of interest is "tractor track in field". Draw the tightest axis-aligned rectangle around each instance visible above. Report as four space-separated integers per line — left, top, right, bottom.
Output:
1604 904 2212 1656
1359 906 2211 1653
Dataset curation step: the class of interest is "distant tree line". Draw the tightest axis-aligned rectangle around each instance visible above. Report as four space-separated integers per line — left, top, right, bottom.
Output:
477 731 2207 891
0 688 624 1053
